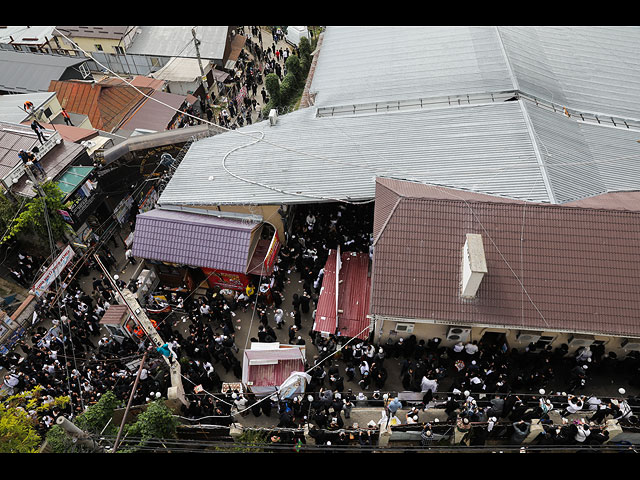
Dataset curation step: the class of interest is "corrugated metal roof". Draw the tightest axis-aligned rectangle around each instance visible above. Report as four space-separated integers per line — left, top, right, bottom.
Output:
313 249 338 335
0 50 87 94
498 26 640 122
118 90 186 132
0 92 56 124
524 101 640 203
370 180 640 338
314 250 372 340
310 26 515 108
159 26 640 208
336 251 371 340
49 80 154 133
131 208 259 272
0 26 55 45
159 101 552 206
126 26 229 60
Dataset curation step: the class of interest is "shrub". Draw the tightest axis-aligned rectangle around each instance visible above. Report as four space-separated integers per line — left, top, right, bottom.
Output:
265 73 281 107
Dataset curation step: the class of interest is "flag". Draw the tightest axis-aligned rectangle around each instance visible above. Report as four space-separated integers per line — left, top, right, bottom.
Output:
294 439 302 452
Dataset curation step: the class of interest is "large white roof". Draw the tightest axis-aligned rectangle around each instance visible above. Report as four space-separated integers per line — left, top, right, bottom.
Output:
159 26 640 208
126 26 229 61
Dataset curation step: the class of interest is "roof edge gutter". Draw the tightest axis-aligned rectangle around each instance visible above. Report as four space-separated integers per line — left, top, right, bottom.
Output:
157 203 263 223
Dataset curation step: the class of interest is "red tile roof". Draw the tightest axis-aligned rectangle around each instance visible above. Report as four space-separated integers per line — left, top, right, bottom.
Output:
48 80 153 132
371 178 640 338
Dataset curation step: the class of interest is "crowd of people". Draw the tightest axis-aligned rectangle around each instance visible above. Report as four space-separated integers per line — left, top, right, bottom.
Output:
1 231 175 437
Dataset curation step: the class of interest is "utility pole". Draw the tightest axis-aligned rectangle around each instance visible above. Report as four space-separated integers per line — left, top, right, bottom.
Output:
112 351 147 453
192 26 211 110
92 254 190 410
55 416 104 452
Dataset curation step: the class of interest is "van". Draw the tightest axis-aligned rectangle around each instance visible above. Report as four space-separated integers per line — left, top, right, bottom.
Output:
285 26 310 47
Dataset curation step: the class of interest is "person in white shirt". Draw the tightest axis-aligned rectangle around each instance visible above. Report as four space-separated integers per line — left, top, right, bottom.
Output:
563 394 585 416
574 424 591 443
464 341 479 356
421 376 438 394
274 309 284 329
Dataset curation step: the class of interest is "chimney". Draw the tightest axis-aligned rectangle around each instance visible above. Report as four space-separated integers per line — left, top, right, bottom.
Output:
460 233 487 299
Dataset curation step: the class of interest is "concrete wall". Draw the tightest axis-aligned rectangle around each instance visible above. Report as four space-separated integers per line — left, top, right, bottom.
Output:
374 316 639 358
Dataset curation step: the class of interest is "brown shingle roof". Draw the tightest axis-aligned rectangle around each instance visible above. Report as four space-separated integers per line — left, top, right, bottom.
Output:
48 80 153 132
371 179 640 338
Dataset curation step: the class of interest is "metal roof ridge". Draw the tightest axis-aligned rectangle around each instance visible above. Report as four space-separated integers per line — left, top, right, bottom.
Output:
518 100 557 204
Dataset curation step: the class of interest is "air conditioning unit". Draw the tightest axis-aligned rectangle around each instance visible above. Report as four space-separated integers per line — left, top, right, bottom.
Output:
568 334 595 348
269 109 278 126
446 326 471 343
621 338 640 351
395 322 414 334
516 331 542 344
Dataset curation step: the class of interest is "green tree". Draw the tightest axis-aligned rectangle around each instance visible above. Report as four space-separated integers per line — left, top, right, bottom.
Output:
265 73 281 107
4 181 71 249
285 55 302 83
299 37 312 68
214 429 269 453
46 390 120 453
75 390 119 435
0 386 70 453
279 74 298 106
118 399 179 452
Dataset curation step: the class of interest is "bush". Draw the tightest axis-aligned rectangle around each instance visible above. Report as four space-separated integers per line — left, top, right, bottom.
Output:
75 390 119 435
285 55 302 83
265 73 281 107
279 74 298 105
120 399 178 452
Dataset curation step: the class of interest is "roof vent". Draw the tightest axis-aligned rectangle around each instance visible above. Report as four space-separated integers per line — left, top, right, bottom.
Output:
460 233 487 299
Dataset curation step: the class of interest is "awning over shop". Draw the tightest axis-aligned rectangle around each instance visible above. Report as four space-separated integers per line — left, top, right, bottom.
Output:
132 208 260 273
242 344 306 395
56 165 94 197
313 249 371 340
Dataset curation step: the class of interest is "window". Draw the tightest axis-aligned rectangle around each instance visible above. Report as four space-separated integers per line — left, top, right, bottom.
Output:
43 107 52 118
114 45 125 55
150 57 160 67
94 44 103 51
79 62 90 79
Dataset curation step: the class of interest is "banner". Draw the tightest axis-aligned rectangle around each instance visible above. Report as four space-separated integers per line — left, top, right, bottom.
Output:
235 86 248 104
263 231 280 275
32 245 75 297
138 187 158 214
202 268 250 291
114 195 134 225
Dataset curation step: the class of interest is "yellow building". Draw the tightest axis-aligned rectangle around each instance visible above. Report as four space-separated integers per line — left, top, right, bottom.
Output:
52 26 138 56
